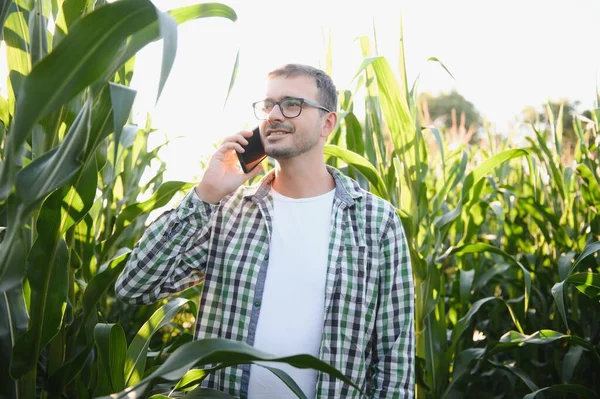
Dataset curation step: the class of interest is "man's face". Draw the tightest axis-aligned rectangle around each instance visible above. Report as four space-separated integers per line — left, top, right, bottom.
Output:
259 75 327 160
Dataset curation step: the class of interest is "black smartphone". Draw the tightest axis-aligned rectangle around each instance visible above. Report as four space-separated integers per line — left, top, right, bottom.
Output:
236 126 267 173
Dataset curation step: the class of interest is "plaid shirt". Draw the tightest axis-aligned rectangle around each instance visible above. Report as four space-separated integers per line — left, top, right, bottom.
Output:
116 166 414 398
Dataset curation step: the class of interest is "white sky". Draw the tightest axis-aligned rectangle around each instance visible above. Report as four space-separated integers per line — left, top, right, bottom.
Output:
131 0 600 182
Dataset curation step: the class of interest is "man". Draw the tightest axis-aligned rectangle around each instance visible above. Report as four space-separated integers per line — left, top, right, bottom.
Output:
116 64 414 398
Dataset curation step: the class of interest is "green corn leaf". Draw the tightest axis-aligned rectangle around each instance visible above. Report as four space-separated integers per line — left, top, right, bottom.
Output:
324 144 388 199
487 360 539 392
566 273 600 297
100 181 194 257
106 3 237 85
223 49 239 109
109 82 137 180
523 384 598 399
0 196 28 294
495 329 600 363
563 346 585 383
260 365 307 399
172 369 207 391
459 269 474 303
3 7 31 114
125 298 193 387
354 56 415 170
106 338 362 399
28 1 48 66
94 323 127 396
462 149 529 201
10 198 69 378
14 95 92 213
47 247 128 389
0 0 160 200
449 297 496 352
577 164 600 207
59 154 98 234
0 0 12 37
443 348 485 397
532 128 565 201
567 241 600 278
451 243 531 313
344 112 365 156
551 281 568 329
0 286 29 399
155 8 177 102
426 56 455 80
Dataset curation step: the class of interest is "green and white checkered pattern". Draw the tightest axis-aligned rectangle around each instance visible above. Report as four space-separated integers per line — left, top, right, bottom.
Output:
116 166 414 398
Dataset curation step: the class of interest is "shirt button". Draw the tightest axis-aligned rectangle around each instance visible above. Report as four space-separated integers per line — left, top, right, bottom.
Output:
254 300 261 307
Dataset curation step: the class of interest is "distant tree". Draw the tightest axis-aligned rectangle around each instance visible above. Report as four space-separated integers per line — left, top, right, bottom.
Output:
420 90 482 146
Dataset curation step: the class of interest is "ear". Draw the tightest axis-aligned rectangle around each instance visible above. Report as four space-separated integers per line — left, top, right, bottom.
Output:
320 112 338 138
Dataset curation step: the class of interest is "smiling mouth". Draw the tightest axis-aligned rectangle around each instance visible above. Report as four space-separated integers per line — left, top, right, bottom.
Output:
267 130 290 137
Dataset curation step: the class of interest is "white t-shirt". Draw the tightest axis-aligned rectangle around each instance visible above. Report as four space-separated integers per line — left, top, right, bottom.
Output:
247 188 335 398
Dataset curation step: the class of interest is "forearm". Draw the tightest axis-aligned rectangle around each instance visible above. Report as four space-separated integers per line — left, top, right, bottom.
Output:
115 190 217 304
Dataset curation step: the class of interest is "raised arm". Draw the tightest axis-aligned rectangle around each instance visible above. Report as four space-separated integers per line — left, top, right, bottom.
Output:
115 129 264 304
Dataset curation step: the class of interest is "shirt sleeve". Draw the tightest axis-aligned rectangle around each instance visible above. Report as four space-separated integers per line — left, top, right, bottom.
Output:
370 210 415 398
115 189 219 304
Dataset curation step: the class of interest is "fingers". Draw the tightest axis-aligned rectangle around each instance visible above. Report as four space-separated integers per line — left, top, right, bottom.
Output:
217 141 245 154
221 130 254 146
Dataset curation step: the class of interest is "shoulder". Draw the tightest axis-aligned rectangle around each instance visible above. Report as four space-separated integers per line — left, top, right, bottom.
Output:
330 167 399 223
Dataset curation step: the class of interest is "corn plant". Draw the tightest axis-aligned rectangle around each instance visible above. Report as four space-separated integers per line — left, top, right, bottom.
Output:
0 0 238 397
325 22 600 398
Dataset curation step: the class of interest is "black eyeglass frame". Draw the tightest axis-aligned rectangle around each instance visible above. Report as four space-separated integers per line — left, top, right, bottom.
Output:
252 97 332 120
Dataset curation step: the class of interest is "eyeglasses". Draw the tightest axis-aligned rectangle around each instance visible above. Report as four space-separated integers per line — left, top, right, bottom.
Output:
252 97 331 120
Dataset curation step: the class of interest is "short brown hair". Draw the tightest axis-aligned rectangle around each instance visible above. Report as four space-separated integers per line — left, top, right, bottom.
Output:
267 64 337 113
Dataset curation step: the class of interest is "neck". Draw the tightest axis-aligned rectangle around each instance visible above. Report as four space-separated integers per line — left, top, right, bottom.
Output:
271 156 335 198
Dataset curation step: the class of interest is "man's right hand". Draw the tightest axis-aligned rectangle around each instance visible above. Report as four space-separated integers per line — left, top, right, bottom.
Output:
194 130 265 204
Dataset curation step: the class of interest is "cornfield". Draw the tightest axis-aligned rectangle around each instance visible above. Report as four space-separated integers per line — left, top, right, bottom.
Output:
0 1 598 398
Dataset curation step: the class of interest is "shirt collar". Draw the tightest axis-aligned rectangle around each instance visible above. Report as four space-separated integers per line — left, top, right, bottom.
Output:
242 165 364 207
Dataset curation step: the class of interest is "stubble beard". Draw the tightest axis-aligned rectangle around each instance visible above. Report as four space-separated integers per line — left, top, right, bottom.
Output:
265 130 321 159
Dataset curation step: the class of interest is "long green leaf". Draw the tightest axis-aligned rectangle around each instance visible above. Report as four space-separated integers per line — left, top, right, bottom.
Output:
260 365 307 399
106 3 237 83
494 329 600 363
551 280 569 329
94 323 127 396
28 1 48 66
101 181 194 256
59 154 98 234
0 286 28 399
223 49 239 109
124 298 192 387
11 216 69 379
109 82 137 180
523 384 598 399
462 149 529 200
324 144 388 198
155 9 177 102
451 243 531 312
0 0 160 199
47 251 130 390
14 95 92 211
566 272 600 297
107 339 362 398
0 196 27 294
566 241 600 277
577 164 600 207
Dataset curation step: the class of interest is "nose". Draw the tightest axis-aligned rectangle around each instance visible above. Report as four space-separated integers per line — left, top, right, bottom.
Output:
266 103 285 123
